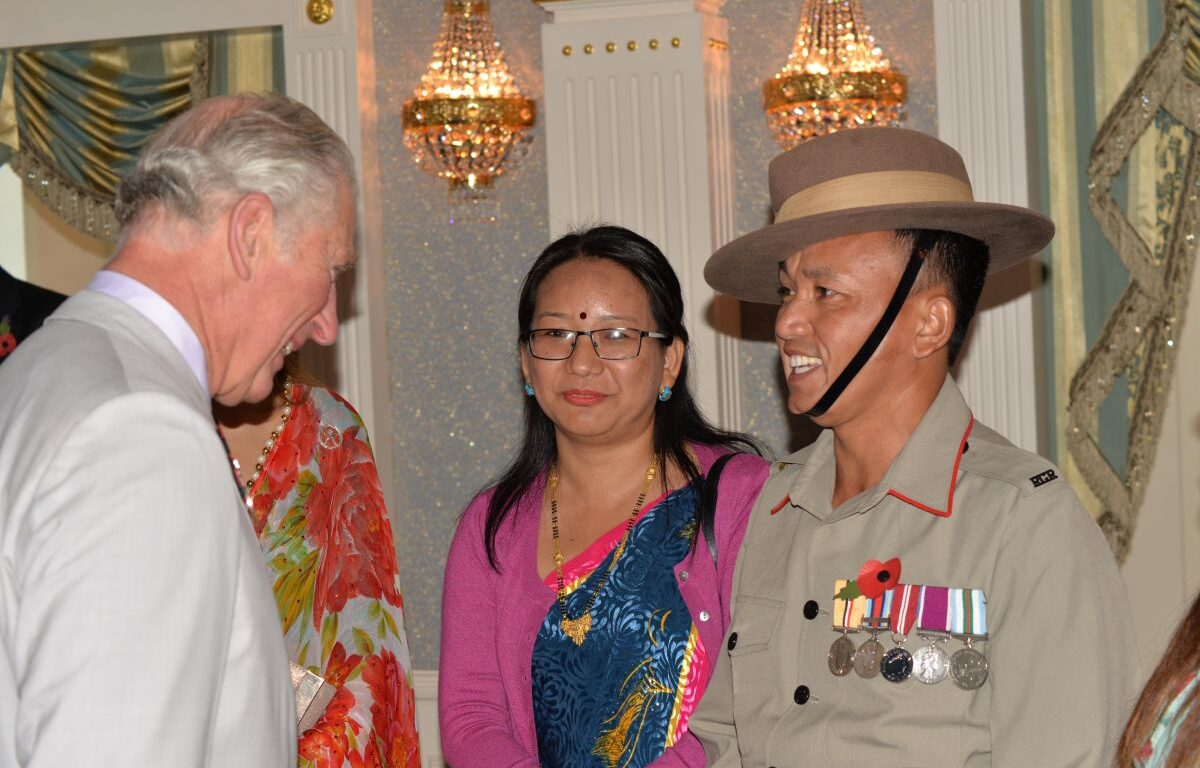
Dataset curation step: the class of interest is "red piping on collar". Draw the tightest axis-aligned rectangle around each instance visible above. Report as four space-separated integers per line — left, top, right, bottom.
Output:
885 415 974 518
769 495 791 515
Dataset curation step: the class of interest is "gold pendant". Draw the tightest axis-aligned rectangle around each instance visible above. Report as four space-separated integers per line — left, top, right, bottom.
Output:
561 612 592 645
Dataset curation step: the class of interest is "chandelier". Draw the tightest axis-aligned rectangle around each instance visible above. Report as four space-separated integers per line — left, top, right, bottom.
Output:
763 0 907 148
402 0 536 204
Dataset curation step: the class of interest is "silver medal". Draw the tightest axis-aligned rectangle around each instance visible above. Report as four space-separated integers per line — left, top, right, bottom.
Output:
853 637 885 678
950 644 989 690
827 634 855 677
912 641 949 685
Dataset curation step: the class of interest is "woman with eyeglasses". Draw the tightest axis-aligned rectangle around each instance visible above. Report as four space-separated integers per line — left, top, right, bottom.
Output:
439 226 768 768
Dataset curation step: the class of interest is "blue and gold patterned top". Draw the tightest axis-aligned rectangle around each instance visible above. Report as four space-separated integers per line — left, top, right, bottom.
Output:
532 483 710 768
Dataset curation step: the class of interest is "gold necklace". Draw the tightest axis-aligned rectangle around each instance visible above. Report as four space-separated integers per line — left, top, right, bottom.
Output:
244 375 295 495
550 456 657 646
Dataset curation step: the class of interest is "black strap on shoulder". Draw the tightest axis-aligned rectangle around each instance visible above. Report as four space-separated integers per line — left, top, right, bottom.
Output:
699 453 735 565
804 249 925 418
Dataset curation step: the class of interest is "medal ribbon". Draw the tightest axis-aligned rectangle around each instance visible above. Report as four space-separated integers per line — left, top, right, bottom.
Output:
832 579 865 631
949 587 988 637
889 583 919 636
916 585 951 633
862 588 893 630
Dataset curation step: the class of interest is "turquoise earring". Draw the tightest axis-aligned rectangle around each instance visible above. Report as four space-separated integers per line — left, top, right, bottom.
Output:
524 383 535 397
658 385 673 402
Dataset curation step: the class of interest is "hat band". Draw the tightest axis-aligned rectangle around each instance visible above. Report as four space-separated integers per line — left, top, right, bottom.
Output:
775 170 974 223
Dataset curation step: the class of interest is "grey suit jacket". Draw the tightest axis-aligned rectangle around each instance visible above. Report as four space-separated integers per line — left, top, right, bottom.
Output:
0 290 296 767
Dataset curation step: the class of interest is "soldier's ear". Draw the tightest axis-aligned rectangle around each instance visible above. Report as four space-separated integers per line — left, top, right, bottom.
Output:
912 290 954 360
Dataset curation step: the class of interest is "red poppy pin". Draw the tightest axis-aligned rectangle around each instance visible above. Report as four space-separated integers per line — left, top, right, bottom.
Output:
0 318 15 359
834 556 902 600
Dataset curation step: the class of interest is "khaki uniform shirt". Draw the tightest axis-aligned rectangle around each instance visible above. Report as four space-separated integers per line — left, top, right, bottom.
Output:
690 376 1138 767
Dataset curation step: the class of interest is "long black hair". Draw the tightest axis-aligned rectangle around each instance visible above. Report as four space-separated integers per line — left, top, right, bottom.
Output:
483 225 762 568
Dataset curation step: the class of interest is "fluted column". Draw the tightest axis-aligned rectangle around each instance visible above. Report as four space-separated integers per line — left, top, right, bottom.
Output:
934 0 1042 453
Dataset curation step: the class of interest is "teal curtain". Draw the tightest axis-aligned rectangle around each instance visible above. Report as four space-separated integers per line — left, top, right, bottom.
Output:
0 28 284 243
0 35 207 241
13 36 203 197
209 27 285 95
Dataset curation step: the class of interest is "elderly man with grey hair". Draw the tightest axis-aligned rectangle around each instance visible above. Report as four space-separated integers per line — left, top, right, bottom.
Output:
0 93 357 767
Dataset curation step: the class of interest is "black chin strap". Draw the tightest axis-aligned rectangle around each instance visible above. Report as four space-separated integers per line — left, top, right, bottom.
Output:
804 250 926 418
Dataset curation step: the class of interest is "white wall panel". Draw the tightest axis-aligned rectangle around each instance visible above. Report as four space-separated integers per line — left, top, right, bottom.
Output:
934 0 1042 454
0 167 27 279
414 670 445 768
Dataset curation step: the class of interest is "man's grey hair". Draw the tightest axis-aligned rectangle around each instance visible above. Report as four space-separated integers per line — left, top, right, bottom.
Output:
114 93 356 235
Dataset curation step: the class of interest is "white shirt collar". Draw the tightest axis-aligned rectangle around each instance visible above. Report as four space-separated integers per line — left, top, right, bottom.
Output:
88 270 209 396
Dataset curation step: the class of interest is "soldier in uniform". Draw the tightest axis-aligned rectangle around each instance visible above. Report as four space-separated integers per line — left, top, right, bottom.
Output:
688 128 1138 766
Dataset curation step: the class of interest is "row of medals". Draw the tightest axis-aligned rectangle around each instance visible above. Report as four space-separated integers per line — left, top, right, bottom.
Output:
828 621 989 690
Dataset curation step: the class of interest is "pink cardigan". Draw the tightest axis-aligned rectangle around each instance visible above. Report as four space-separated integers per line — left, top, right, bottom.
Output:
438 444 769 768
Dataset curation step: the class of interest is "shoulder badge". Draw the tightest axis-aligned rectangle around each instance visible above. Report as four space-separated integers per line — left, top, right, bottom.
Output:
1028 469 1059 489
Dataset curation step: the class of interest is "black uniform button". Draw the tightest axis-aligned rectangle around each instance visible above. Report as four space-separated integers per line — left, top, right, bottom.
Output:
793 685 810 705
727 632 738 651
803 600 820 620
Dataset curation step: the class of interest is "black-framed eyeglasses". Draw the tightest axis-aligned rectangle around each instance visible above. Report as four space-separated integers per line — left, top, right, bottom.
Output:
525 327 670 360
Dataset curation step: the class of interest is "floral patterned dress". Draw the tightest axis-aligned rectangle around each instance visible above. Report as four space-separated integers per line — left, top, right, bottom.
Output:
248 383 421 768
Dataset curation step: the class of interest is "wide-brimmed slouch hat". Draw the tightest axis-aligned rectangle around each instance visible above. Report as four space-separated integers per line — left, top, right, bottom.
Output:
704 127 1055 304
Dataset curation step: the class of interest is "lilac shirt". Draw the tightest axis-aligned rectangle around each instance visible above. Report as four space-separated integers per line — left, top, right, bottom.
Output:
439 444 769 768
89 270 208 395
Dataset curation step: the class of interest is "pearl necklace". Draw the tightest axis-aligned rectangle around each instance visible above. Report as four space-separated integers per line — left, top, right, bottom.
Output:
244 375 294 495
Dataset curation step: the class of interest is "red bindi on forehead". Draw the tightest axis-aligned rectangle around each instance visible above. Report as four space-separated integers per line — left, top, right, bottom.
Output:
579 312 587 319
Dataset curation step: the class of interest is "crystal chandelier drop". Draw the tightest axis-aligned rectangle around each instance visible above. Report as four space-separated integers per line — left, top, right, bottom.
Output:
402 0 536 204
763 0 907 148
